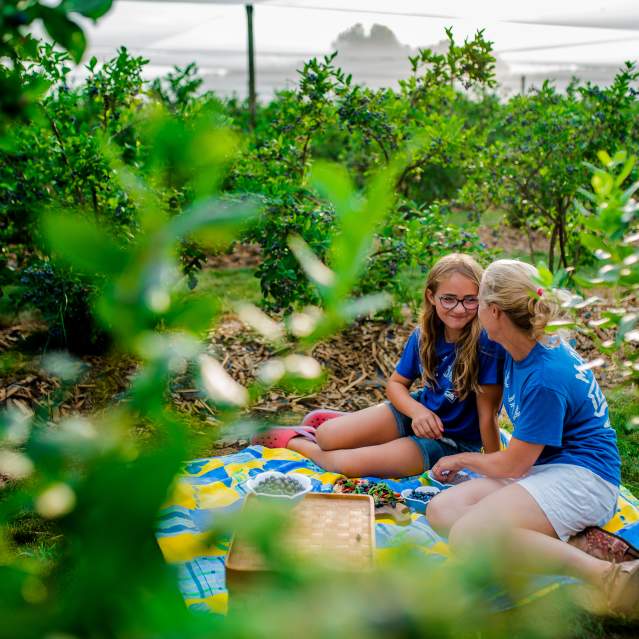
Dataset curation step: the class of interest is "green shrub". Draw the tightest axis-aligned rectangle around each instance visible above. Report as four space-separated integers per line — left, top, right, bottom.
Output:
17 259 107 352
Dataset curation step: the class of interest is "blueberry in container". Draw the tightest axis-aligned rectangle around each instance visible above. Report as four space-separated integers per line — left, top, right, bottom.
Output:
401 486 441 513
246 471 312 502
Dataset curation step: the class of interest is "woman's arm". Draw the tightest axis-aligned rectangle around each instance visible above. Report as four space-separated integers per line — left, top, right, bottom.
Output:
431 437 544 481
476 384 502 454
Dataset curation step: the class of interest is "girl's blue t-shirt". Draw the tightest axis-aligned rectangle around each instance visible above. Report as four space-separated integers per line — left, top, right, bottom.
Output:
503 339 621 486
395 328 505 444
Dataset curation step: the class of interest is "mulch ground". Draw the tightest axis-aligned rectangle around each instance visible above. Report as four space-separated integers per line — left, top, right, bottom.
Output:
0 308 627 432
0 237 634 439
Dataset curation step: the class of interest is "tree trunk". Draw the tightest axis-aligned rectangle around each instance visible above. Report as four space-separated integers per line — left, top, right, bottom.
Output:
558 217 568 269
246 5 257 130
524 219 535 263
548 221 558 272
557 204 569 269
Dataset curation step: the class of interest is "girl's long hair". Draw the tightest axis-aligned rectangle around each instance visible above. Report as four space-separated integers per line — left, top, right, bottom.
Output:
419 253 483 401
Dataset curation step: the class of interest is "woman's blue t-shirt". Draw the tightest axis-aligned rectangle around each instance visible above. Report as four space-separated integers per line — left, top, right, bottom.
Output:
395 328 505 444
503 339 621 486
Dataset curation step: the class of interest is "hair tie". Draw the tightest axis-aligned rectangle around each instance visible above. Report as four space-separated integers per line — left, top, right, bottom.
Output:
536 287 543 297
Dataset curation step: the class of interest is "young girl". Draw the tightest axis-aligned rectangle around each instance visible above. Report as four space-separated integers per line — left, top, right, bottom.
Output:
254 253 505 478
426 259 638 616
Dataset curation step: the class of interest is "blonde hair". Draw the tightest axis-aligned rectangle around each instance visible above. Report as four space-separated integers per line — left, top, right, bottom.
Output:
480 260 559 341
419 253 483 401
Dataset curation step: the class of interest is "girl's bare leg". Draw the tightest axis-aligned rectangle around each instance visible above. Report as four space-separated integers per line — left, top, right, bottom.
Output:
314 403 401 451
288 436 425 478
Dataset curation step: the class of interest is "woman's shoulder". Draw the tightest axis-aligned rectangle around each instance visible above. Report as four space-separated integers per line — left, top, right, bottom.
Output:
524 340 576 394
538 338 581 367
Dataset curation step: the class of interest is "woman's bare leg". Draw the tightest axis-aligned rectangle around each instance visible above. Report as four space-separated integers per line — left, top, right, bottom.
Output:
314 403 401 451
426 478 506 535
447 483 612 586
288 436 425 478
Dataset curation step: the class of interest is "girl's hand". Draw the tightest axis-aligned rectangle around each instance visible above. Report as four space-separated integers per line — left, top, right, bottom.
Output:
431 453 466 483
411 406 444 439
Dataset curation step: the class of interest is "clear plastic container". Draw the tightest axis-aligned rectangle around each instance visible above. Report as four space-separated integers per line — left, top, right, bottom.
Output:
246 470 312 502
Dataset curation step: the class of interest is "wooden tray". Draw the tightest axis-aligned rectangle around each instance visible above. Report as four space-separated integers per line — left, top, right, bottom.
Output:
226 492 375 586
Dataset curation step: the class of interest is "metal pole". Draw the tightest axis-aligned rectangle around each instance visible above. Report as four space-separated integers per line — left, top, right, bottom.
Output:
246 4 256 130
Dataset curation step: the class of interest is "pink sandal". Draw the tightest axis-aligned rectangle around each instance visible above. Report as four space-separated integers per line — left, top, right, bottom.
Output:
301 409 348 428
251 426 317 449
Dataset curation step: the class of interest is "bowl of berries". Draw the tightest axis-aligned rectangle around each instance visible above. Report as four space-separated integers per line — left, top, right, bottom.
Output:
246 471 313 502
401 486 441 514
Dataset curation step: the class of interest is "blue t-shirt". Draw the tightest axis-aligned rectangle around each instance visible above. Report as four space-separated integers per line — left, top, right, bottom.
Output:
503 339 621 486
395 328 505 444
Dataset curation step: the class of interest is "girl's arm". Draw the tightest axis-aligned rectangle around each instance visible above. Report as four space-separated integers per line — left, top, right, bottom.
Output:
431 437 544 481
386 371 444 439
386 371 417 412
476 384 502 454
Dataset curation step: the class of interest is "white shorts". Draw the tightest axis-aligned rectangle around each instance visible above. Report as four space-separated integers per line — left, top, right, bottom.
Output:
509 463 619 542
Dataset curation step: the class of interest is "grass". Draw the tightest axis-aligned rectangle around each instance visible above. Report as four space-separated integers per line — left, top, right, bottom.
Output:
4 513 61 564
195 267 261 313
607 387 639 497
0 284 23 326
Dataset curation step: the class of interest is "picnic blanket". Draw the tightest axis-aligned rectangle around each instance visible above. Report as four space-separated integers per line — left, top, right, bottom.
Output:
156 444 639 615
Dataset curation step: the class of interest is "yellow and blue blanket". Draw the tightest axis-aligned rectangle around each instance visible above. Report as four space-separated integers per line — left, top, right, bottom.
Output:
156 444 639 615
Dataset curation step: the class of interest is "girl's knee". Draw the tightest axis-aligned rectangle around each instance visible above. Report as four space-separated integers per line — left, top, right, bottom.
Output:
315 424 339 450
312 450 357 476
328 456 362 478
315 419 351 450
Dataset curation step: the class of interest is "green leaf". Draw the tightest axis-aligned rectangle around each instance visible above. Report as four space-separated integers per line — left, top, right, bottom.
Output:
339 293 393 322
612 149 628 164
621 180 639 203
166 198 258 245
40 8 87 63
41 213 128 276
579 233 612 256
288 234 335 293
576 187 597 204
163 295 220 335
62 0 113 20
546 320 577 332
592 171 614 196
615 155 635 187
597 150 612 167
617 313 639 343
310 161 356 218
534 261 553 287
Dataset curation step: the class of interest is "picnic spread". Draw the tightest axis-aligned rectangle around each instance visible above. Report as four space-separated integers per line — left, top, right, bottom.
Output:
155 437 639 615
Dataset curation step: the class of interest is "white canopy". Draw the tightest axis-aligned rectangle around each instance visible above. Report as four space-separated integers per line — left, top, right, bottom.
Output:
119 0 639 29
79 1 639 97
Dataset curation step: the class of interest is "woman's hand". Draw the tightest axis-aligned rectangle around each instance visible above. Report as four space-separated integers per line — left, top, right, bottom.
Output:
410 406 444 439
431 453 467 483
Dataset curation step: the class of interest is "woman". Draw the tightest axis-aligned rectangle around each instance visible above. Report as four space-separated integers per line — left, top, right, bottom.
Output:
426 259 638 616
254 254 504 478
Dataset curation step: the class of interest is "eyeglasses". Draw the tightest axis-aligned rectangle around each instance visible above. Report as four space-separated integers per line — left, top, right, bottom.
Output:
437 295 479 311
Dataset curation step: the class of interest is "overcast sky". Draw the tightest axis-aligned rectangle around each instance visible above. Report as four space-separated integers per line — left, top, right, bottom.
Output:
80 0 639 64
72 1 639 96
